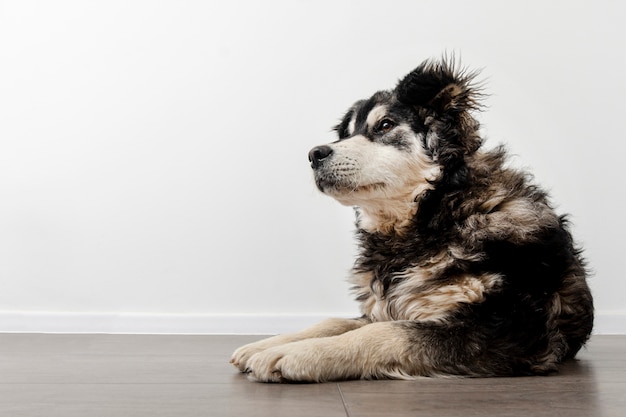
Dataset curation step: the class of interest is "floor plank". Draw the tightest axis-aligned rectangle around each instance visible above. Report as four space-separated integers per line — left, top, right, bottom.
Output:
0 334 623 417
0 383 348 417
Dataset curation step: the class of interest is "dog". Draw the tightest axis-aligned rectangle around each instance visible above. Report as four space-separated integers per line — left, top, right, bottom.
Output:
230 57 594 382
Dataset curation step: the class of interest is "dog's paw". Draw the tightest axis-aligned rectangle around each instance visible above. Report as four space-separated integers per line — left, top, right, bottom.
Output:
230 335 295 372
246 341 326 383
230 341 270 372
245 348 287 383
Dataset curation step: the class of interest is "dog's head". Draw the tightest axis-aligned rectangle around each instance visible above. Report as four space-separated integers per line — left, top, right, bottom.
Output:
309 57 482 232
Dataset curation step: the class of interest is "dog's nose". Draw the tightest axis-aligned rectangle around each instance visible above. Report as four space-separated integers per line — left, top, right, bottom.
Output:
308 145 333 169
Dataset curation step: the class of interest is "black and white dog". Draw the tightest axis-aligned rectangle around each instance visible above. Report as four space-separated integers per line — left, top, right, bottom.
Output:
231 57 594 382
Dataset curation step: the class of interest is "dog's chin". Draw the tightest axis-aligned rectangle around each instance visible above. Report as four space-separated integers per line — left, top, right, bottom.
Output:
315 177 386 203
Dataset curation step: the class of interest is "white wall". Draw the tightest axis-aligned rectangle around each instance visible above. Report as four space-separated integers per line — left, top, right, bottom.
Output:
1 0 624 333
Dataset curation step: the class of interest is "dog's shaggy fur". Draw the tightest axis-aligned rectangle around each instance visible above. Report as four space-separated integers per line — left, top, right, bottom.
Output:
231 57 593 382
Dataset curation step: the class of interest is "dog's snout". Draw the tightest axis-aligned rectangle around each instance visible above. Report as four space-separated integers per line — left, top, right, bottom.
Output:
308 145 333 169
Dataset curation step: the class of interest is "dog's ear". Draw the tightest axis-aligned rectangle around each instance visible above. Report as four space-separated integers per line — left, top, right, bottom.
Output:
397 57 483 161
396 58 479 114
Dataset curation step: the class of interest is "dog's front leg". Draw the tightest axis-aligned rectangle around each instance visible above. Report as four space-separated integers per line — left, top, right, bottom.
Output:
230 317 368 372
245 321 427 382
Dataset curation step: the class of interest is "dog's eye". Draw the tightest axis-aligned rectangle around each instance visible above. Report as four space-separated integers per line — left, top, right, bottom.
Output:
375 119 396 134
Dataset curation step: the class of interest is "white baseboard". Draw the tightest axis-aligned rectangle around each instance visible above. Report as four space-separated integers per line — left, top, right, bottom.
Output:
0 312 355 335
0 311 624 335
592 313 626 335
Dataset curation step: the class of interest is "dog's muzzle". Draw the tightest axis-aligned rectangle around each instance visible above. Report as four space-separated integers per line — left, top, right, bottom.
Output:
308 145 333 169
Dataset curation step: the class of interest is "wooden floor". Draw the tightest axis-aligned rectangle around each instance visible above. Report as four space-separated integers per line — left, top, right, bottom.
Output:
0 334 624 417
